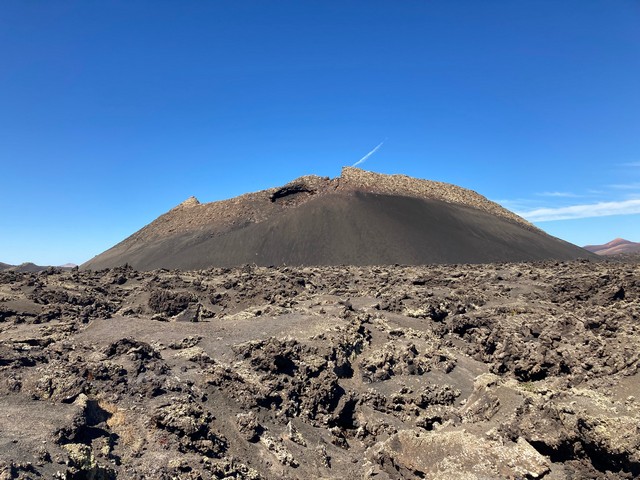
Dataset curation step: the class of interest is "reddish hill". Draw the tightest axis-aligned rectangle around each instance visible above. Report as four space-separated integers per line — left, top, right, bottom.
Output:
584 238 640 256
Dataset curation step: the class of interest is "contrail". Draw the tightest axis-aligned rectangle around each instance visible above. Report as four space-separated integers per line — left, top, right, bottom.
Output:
352 140 385 167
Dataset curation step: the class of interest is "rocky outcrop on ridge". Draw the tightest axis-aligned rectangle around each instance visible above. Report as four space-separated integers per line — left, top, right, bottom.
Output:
338 167 534 229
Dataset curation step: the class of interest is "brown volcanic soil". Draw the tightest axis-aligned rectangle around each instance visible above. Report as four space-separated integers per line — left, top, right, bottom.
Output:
1 260 640 479
83 168 593 270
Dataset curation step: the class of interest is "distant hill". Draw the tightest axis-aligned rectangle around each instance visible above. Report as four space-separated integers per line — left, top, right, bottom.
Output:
83 167 594 270
0 262 47 273
0 262 77 272
584 238 640 256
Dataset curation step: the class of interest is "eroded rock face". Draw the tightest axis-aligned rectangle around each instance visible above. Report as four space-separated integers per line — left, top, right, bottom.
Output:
367 429 550 479
0 258 639 478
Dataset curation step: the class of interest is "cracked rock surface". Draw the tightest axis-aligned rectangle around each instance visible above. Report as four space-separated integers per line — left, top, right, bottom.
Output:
0 258 639 479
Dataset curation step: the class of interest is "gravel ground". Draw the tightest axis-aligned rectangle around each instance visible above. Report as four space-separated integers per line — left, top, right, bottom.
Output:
0 258 639 479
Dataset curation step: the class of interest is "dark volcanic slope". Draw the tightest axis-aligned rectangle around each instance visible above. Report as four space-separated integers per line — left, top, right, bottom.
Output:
83 168 593 270
88 192 592 270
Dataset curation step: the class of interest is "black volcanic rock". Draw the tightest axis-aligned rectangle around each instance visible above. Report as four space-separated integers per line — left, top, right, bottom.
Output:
2 260 640 479
83 168 594 270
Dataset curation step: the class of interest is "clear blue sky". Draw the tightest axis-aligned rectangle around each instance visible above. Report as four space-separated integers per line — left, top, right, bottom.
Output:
1 1 639 265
